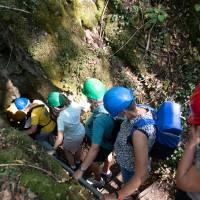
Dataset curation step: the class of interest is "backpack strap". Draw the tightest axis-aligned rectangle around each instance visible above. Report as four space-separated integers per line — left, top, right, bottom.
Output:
28 104 52 128
30 104 46 111
127 118 156 145
133 118 156 128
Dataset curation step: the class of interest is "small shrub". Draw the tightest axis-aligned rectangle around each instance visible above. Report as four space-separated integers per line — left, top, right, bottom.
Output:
144 5 168 28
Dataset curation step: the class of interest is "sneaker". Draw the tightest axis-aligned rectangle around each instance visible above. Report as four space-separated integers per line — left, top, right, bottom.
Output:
75 160 82 169
86 177 105 188
70 165 76 171
101 170 112 178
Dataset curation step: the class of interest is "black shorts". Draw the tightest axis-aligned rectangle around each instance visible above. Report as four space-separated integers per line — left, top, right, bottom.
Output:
94 147 112 162
175 189 192 200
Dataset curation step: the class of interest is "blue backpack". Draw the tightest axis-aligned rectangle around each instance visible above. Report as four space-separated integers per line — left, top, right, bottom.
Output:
130 101 183 159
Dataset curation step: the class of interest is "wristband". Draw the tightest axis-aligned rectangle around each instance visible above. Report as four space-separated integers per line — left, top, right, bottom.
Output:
79 165 86 172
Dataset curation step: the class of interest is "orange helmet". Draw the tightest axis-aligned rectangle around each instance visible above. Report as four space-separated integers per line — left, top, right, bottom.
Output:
188 85 200 124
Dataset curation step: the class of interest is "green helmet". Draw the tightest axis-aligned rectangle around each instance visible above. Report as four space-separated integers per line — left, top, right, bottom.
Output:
82 78 106 100
47 92 65 107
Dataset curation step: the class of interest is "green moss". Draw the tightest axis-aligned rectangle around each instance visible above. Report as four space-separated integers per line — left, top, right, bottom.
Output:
0 148 29 163
20 170 86 200
72 0 99 29
0 128 93 199
3 128 34 147
96 0 105 19
1 128 68 177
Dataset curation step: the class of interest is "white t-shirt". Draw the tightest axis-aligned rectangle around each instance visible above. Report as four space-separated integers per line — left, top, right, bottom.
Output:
57 101 85 140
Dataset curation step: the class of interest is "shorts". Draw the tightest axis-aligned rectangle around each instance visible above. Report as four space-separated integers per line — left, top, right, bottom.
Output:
120 167 134 183
63 135 85 154
94 147 112 162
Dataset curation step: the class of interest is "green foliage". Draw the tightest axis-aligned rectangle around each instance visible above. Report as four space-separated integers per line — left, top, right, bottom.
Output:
144 5 168 28
109 2 168 28
112 0 123 11
194 3 200 12
131 5 140 14
166 146 184 169
153 145 184 182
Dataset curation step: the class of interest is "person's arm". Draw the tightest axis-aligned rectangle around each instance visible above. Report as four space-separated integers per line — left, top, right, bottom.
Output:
53 131 64 150
74 116 105 179
176 125 200 192
47 131 64 155
118 130 149 198
26 125 38 135
81 144 100 169
26 109 39 135
101 130 149 200
73 143 100 179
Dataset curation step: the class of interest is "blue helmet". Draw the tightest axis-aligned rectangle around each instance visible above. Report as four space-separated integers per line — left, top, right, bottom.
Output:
103 86 136 117
15 97 30 110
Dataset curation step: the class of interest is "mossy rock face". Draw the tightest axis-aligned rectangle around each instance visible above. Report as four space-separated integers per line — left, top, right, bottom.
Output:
21 170 88 200
1 128 68 176
72 0 98 29
0 0 108 96
0 148 29 163
0 128 93 199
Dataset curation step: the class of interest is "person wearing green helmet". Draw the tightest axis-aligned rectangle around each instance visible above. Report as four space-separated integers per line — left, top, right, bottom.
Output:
47 91 86 170
74 78 114 187
82 78 107 101
47 91 67 121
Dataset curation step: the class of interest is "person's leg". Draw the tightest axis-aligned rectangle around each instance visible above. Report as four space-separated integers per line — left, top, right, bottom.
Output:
102 158 109 173
92 147 111 179
102 153 113 175
89 162 102 181
47 130 56 146
74 147 82 167
63 149 76 169
35 132 53 150
120 167 135 200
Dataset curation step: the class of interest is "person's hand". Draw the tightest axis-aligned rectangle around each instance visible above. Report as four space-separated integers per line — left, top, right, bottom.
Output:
100 193 117 200
73 169 83 180
188 125 200 147
47 149 56 155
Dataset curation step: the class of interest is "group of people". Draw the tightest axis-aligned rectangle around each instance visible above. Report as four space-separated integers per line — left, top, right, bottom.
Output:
5 78 200 200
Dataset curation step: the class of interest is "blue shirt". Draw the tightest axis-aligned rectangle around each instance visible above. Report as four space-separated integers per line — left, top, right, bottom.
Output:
85 105 114 150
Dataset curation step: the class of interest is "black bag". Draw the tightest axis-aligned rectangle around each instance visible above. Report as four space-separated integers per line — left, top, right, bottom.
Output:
101 116 122 145
109 118 123 144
